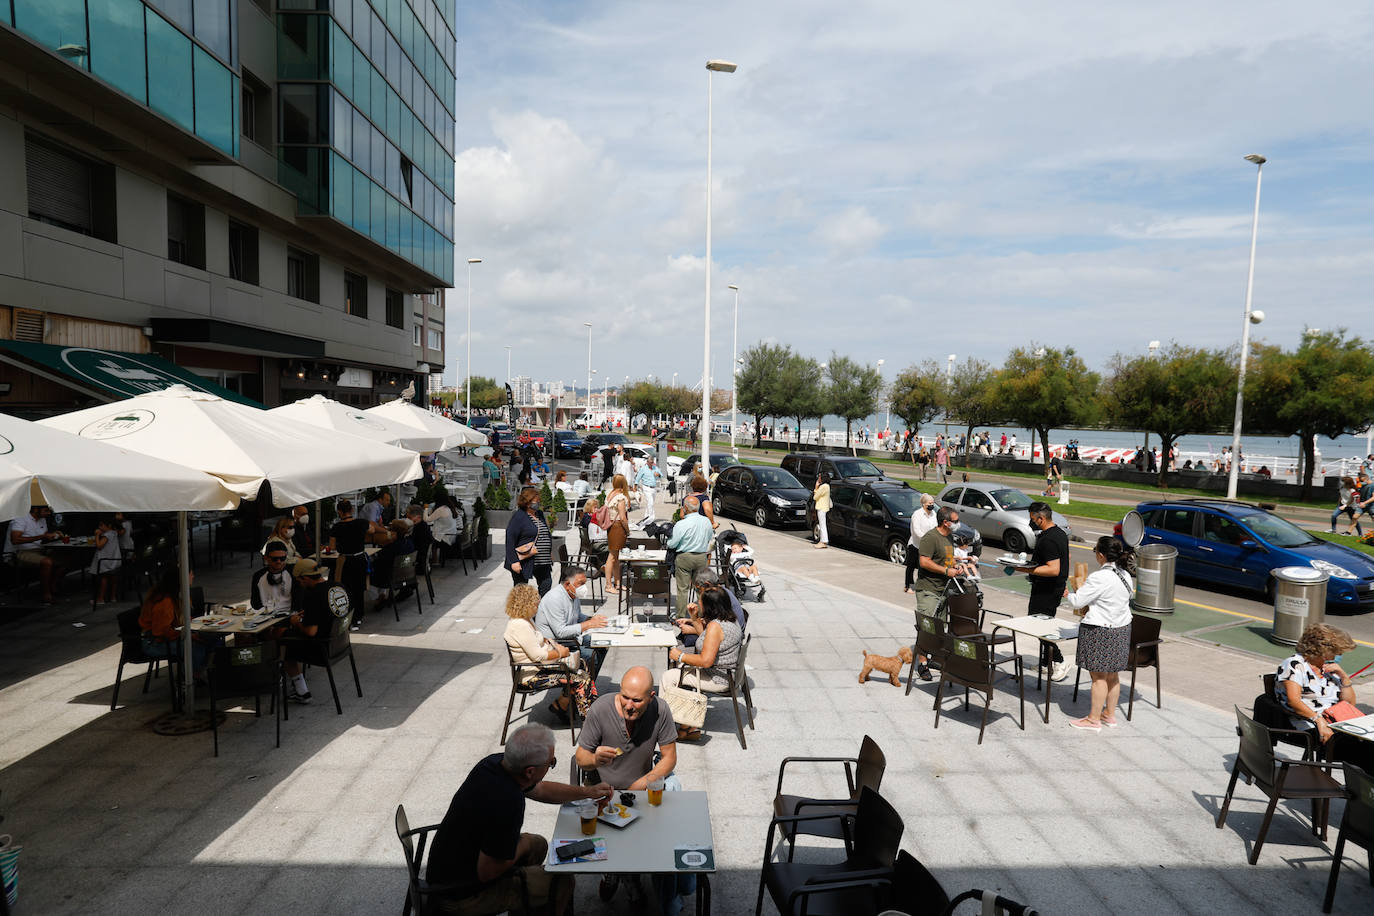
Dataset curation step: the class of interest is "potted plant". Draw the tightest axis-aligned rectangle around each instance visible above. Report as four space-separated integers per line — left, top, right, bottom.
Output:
548 488 569 532
483 481 513 529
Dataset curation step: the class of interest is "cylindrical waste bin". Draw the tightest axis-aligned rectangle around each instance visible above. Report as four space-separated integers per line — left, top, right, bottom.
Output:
1132 544 1177 614
1271 566 1328 645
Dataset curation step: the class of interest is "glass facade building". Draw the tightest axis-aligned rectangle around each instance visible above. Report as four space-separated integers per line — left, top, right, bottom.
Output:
276 0 456 285
6 0 240 158
4 0 455 286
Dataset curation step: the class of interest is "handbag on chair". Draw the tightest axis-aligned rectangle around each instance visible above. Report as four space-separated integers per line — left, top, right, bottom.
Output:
662 666 707 729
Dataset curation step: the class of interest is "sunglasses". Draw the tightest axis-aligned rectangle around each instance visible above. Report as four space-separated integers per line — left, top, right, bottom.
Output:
266 555 288 562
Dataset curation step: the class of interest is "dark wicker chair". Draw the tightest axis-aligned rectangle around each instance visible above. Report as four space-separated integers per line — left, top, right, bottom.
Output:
1324 763 1374 912
771 735 886 862
906 610 950 699
933 634 1025 744
281 592 361 715
206 640 287 757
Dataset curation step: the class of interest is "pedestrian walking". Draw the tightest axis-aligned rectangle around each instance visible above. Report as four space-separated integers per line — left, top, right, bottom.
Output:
1331 476 1362 536
634 457 663 528
812 474 831 549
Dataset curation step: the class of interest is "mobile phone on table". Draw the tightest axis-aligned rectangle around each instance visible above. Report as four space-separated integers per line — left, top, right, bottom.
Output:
556 839 596 861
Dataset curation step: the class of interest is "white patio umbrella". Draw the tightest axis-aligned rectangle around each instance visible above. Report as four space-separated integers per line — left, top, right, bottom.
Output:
366 398 487 449
268 394 446 453
41 385 423 716
0 412 238 518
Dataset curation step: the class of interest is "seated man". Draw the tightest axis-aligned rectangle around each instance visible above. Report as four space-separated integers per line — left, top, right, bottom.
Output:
4 505 64 603
534 565 608 675
406 503 435 574
575 667 692 912
250 541 294 613
426 723 612 916
371 518 416 602
276 558 344 703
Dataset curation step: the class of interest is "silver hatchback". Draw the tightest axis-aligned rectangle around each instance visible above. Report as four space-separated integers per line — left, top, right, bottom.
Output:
935 481 1072 554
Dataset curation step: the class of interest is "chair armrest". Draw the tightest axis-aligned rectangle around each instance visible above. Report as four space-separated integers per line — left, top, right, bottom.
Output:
1133 639 1164 649
784 875 890 911
790 798 859 815
774 755 859 797
980 607 1013 619
802 866 892 885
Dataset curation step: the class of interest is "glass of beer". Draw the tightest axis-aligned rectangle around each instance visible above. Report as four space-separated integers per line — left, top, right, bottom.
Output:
648 778 665 807
575 800 597 835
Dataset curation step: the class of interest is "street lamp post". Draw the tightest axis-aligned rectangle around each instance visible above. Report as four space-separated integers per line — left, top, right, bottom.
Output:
505 346 512 384
728 284 739 456
877 358 888 433
465 258 481 421
584 322 593 415
1142 340 1160 462
702 58 737 483
944 354 955 438
1228 154 1267 499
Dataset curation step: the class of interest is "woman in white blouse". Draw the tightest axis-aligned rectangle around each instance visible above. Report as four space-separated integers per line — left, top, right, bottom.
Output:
425 492 460 546
1065 536 1135 731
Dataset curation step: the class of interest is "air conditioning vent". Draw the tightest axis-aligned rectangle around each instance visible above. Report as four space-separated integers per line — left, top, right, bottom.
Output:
13 309 45 342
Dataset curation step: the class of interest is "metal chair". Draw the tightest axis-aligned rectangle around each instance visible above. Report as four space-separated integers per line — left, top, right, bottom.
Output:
395 804 527 916
772 735 886 861
755 786 904 916
905 611 950 699
622 559 671 618
281 590 361 715
1070 613 1164 720
110 606 179 712
1215 706 1345 864
1324 763 1374 913
933 634 1025 745
501 643 580 745
206 640 287 757
677 632 756 749
381 551 424 621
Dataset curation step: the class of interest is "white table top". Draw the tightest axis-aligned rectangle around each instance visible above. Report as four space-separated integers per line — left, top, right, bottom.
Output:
190 603 288 635
994 614 1081 642
545 790 714 874
1330 713 1374 742
587 625 680 648
619 549 668 562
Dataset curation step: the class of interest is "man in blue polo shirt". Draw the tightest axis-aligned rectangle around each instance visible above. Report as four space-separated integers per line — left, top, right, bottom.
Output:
667 496 714 617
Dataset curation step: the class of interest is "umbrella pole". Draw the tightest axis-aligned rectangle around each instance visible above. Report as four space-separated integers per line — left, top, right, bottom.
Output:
179 510 194 709
315 499 322 560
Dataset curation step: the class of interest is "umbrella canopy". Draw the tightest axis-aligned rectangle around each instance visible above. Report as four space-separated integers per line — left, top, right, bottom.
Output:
366 398 487 449
0 412 238 518
267 394 444 453
39 385 423 507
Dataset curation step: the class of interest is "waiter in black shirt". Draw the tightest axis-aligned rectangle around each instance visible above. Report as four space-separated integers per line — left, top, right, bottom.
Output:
329 499 372 631
1024 501 1071 682
426 723 611 915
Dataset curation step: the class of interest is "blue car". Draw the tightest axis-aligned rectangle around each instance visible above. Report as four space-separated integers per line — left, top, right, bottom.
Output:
550 429 584 458
1124 499 1374 612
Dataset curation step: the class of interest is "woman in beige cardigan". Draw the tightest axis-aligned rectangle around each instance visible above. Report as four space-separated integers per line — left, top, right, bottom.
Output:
503 584 594 721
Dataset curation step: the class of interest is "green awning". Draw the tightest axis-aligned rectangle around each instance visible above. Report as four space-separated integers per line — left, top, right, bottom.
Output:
0 340 261 407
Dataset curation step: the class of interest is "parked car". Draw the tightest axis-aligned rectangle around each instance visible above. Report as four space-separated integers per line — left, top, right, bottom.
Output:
548 429 584 458
668 453 742 494
713 465 811 528
780 452 886 485
808 478 982 563
1117 499 1374 610
463 416 491 429
935 482 1072 553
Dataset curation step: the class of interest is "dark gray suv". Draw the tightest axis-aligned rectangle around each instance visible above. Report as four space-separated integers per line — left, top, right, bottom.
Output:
780 452 886 485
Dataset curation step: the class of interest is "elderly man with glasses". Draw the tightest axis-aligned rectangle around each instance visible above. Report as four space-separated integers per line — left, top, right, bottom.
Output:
426 724 612 916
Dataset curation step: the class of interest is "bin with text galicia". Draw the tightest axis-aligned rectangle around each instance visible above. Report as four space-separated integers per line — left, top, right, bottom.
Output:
1270 566 1328 645
1119 510 1176 614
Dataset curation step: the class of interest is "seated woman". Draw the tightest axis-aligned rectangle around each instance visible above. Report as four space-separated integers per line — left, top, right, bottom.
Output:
663 588 744 739
481 454 503 487
371 519 415 599
261 517 301 565
424 491 460 548
1276 623 1374 769
553 470 572 494
139 566 212 674
503 583 594 722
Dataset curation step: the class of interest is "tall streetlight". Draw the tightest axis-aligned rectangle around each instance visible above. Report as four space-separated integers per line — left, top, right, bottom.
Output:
727 284 740 455
877 358 888 432
583 322 593 413
465 257 481 420
944 354 955 437
672 372 678 388
1227 154 1267 499
504 346 512 384
702 58 737 480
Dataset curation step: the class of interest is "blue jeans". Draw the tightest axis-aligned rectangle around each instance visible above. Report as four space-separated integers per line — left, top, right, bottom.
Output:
1332 506 1361 533
142 637 211 672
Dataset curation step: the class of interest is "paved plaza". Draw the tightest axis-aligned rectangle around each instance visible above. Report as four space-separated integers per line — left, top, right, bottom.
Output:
1 505 1371 915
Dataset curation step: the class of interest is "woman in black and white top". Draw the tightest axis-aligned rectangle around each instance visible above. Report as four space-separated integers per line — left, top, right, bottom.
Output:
1275 623 1358 745
1065 537 1135 731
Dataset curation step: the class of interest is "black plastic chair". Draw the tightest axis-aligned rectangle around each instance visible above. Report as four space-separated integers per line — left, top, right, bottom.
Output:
1324 762 1374 913
906 611 950 699
755 786 904 916
933 634 1025 745
1253 673 1319 760
110 606 179 712
622 559 671 618
501 643 580 745
282 591 361 715
382 551 423 622
772 735 886 861
206 640 287 757
1215 706 1345 864
410 526 437 604
1073 613 1163 720
395 804 525 916
678 632 756 749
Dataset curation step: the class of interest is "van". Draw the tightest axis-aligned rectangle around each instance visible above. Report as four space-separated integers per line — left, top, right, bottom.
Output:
780 452 887 485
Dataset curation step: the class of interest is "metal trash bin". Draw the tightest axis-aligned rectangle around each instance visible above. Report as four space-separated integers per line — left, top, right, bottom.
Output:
1271 566 1328 645
1131 543 1177 614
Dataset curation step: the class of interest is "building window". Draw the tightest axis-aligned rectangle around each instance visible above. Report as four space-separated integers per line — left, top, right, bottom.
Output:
427 328 443 351
227 221 259 285
385 289 404 328
413 324 421 347
166 193 206 268
241 71 272 146
286 246 319 302
344 271 368 318
400 156 414 204
24 134 117 242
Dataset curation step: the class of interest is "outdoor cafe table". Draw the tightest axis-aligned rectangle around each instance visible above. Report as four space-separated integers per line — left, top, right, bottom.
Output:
619 548 668 563
545 789 715 916
991 614 1081 724
587 621 679 665
189 602 289 637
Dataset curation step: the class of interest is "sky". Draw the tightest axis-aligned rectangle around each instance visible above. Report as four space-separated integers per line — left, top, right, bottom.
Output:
442 0 1374 394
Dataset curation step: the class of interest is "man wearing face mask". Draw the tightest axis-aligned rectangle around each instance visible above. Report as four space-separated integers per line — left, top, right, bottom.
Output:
291 505 315 557
903 494 939 594
535 566 608 676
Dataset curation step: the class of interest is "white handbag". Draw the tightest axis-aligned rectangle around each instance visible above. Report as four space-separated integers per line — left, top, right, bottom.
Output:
662 666 707 729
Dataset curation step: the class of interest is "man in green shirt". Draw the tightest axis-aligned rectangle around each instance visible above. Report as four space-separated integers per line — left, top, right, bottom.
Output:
913 507 975 680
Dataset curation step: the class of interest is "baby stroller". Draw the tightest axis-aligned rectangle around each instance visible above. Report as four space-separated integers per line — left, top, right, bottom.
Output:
716 526 765 602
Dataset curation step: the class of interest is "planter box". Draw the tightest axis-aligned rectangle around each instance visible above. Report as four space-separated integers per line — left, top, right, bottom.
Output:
485 508 514 529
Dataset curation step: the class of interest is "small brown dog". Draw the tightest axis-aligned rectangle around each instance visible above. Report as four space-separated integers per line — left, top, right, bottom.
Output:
859 647 914 686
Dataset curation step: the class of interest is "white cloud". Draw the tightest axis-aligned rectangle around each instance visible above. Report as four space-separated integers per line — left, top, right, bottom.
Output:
812 206 885 253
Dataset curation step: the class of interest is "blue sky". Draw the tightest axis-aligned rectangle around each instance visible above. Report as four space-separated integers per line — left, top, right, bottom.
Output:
443 0 1374 392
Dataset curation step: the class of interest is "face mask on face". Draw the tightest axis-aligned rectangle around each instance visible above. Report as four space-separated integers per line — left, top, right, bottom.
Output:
1332 654 1343 665
574 583 592 600
298 514 309 525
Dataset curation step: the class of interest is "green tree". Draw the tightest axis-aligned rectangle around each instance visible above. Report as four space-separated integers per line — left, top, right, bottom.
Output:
622 380 668 426
737 342 793 447
1246 329 1374 499
946 357 999 466
776 354 826 448
992 345 1100 465
1099 344 1236 486
466 375 506 410
888 361 945 462
825 353 883 453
